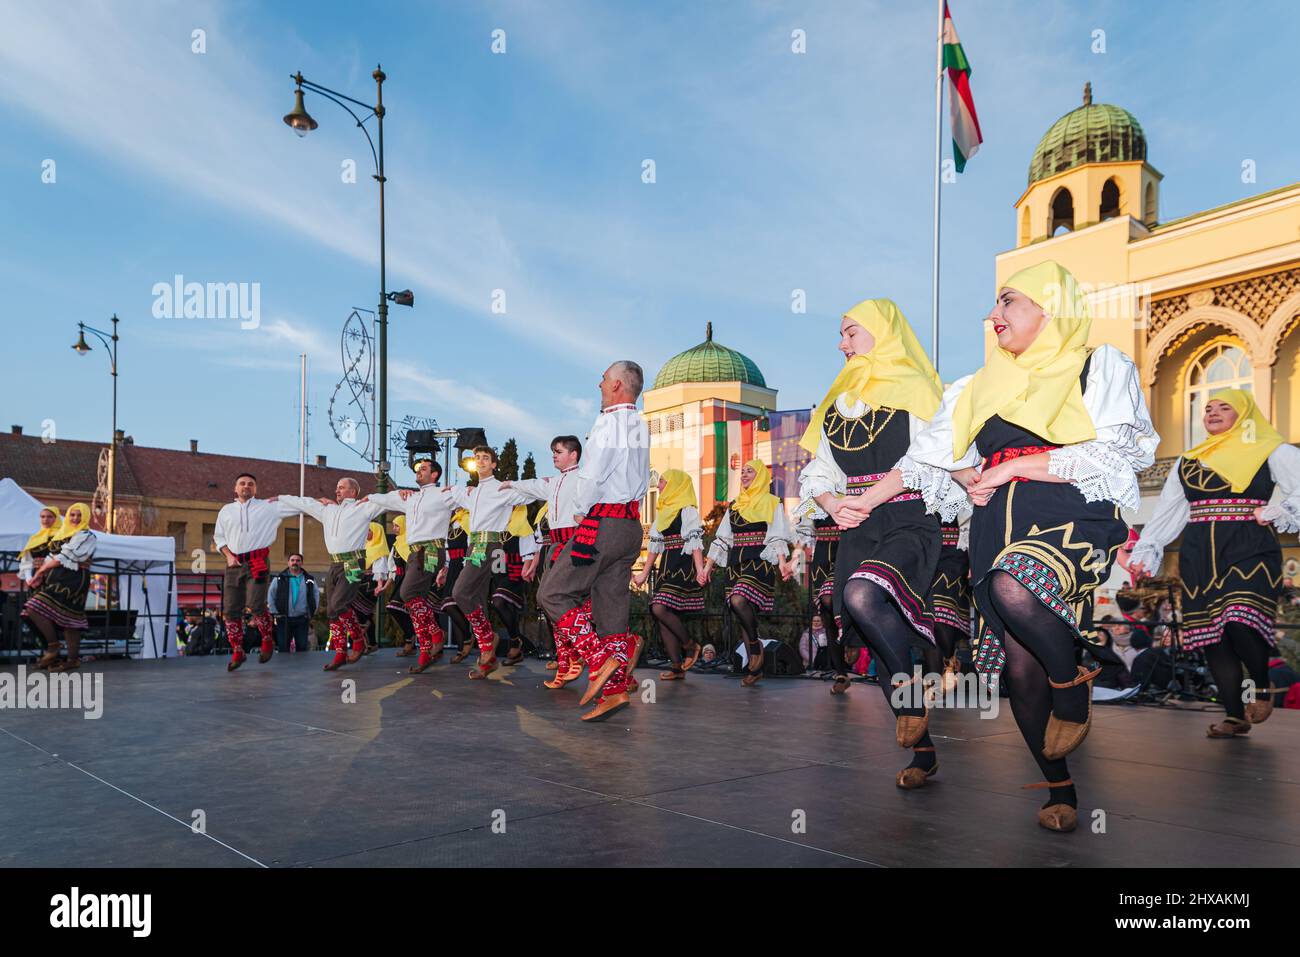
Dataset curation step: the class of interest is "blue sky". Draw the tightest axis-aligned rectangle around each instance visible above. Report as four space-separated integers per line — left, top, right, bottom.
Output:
1 0 1295 476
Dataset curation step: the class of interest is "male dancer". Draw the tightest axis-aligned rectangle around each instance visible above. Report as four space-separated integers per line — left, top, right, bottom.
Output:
276 478 389 670
443 447 533 679
538 361 650 722
214 473 295 671
368 458 452 672
502 435 585 688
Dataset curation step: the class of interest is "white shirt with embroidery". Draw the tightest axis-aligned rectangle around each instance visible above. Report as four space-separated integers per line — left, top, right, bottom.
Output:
213 497 296 554
277 495 388 555
573 403 650 515
369 485 454 544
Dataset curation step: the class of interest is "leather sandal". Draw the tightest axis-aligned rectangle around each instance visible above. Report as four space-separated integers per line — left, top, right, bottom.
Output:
892 674 929 747
895 747 938 789
660 667 686 681
395 642 416 658
1024 779 1077 832
740 646 765 687
346 644 366 665
1246 689 1278 724
581 692 630 723
941 655 961 693
1042 665 1101 760
546 660 560 671
49 657 81 673
451 644 475 664
502 641 525 666
409 651 437 674
469 655 498 680
33 649 61 670
258 639 274 664
681 641 703 672
830 674 852 695
580 656 621 705
1207 717 1251 738
227 651 247 672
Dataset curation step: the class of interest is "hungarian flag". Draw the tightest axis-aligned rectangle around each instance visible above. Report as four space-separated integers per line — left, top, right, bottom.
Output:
943 2 982 172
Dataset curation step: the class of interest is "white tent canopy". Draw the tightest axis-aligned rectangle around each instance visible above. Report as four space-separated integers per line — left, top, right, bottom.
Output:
0 477 179 658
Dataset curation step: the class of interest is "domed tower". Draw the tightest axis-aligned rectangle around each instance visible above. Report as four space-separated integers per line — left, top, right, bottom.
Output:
643 322 779 509
1014 82 1162 245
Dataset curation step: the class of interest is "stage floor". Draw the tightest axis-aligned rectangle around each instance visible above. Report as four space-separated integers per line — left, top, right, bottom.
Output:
1 653 1296 867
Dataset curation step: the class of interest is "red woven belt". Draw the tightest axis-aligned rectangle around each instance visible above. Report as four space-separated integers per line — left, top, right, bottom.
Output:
548 526 577 545
1189 498 1268 523
844 472 920 504
985 444 1058 481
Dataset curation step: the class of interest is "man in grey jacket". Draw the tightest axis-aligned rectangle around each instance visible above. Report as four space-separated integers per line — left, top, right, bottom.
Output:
268 554 318 653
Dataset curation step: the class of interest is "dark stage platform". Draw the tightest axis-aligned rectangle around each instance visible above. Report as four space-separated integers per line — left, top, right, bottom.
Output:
1 654 1296 867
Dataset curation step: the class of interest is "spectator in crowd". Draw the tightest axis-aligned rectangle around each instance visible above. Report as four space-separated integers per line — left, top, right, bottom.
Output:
268 553 318 653
698 644 717 668
1093 618 1136 689
844 644 871 677
799 613 829 669
179 610 218 656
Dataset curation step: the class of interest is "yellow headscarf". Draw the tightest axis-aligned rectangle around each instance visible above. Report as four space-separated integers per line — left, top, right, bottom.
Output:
392 514 411 561
365 521 388 569
53 502 91 542
507 504 533 539
656 469 697 532
951 261 1095 458
734 459 779 524
451 508 471 535
21 505 62 555
800 298 943 453
1184 388 1283 492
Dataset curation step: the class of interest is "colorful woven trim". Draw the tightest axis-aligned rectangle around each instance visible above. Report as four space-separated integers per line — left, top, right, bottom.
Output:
814 526 842 542
446 547 466 561
844 472 920 504
660 534 685 550
732 531 767 547
467 530 506 567
571 500 641 566
984 444 1058 482
1188 498 1268 523
941 527 961 547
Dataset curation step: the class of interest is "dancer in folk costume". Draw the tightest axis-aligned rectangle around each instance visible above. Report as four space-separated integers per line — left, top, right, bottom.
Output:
1128 389 1300 738
633 469 707 681
701 460 795 687
899 262 1157 830
23 503 97 672
797 299 946 787
538 361 650 722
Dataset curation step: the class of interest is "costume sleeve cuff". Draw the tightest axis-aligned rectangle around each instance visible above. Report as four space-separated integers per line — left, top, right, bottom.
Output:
895 454 969 523
1047 443 1142 512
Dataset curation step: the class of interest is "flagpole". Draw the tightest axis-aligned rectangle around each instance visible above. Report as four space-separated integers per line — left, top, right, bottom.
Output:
930 0 945 370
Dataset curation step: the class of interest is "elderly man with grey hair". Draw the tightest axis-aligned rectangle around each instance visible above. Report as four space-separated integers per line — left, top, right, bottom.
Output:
275 477 389 671
537 359 651 722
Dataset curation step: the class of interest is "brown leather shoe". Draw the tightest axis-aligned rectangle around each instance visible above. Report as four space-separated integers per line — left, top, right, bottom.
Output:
546 660 560 671
895 748 938 789
581 692 630 723
740 646 765 687
1207 717 1251 737
895 712 929 748
33 649 61 670
660 668 685 681
830 674 851 695
1043 665 1101 760
545 661 583 689
323 651 347 671
49 657 81 673
469 655 498 680
395 641 416 658
681 641 703 672
625 634 644 676
1038 804 1078 832
346 644 366 665
409 651 437 674
580 656 621 706
452 644 475 664
227 651 247 672
1246 691 1277 724
258 640 274 664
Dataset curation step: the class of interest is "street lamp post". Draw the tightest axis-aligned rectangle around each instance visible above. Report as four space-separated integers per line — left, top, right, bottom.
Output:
285 66 411 648
72 315 120 534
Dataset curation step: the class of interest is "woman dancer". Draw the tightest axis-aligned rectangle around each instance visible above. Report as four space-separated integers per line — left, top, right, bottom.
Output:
633 469 706 680
23 503 98 671
701 461 794 687
899 261 1157 830
18 505 61 586
795 512 860 694
1128 389 1300 738
797 299 945 788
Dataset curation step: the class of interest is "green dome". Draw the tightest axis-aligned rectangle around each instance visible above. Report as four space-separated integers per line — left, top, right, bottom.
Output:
653 322 766 389
1028 83 1146 185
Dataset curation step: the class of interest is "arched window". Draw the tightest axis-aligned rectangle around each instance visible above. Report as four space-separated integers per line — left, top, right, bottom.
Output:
1143 182 1157 226
1185 340 1252 446
1049 187 1074 235
1019 205 1031 245
1099 178 1121 220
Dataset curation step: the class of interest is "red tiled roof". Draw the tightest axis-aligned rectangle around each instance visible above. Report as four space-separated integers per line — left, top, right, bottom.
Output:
0 431 379 504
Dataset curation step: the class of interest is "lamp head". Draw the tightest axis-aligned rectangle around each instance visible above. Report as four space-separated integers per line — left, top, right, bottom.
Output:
283 86 318 137
72 326 91 355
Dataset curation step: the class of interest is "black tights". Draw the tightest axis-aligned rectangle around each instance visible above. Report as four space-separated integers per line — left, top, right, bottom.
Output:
841 578 936 770
492 597 524 647
817 596 849 677
922 623 964 677
1204 624 1273 721
29 611 79 659
445 605 472 647
730 594 761 650
985 569 1081 808
652 602 691 667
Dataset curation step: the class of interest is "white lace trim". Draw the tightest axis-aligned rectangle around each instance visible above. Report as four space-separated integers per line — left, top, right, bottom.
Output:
760 539 792 566
1047 443 1142 512
1127 541 1165 576
681 528 705 555
797 496 829 521
895 454 968 523
1260 499 1300 534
